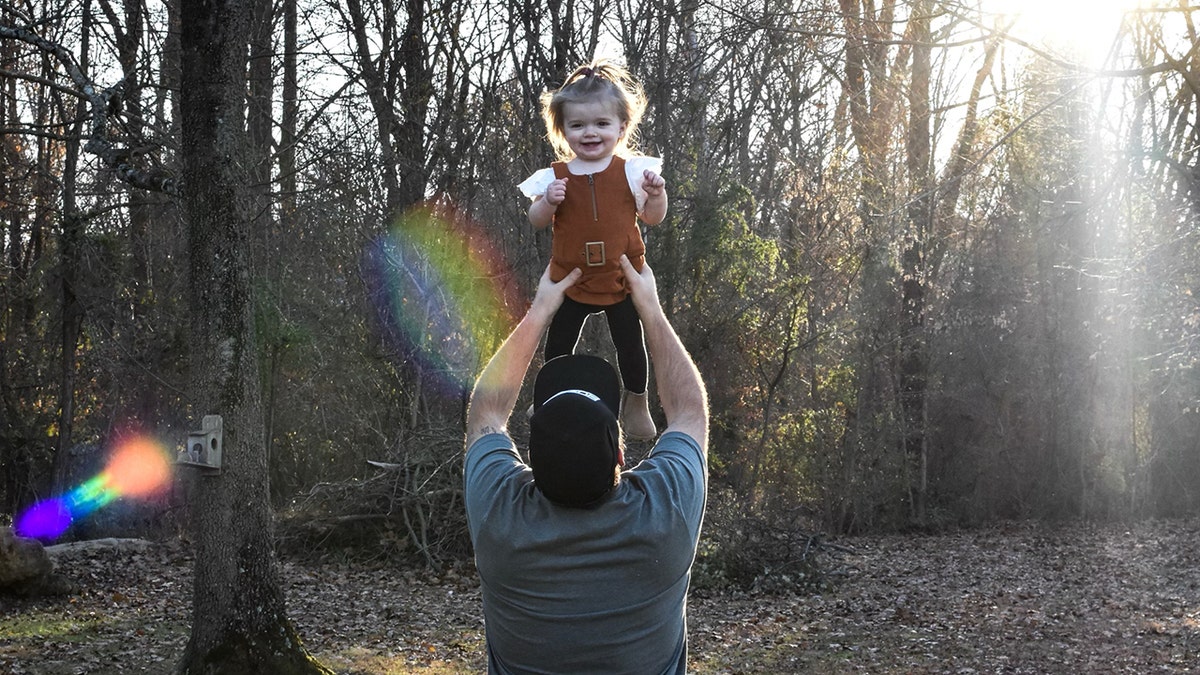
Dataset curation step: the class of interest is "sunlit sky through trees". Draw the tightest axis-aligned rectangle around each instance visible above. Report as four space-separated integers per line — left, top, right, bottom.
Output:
987 0 1141 67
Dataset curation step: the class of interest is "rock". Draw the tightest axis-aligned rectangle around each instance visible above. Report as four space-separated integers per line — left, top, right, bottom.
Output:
0 527 52 586
0 527 77 597
45 537 154 555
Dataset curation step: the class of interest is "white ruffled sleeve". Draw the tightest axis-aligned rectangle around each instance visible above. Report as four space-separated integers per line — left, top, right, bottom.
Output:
517 168 556 200
624 156 664 210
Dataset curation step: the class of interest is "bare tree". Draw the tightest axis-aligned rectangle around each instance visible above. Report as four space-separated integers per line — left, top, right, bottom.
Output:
174 0 333 669
51 0 92 492
902 0 932 521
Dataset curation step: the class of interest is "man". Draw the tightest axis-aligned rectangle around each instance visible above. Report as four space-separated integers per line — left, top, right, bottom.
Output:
464 254 709 674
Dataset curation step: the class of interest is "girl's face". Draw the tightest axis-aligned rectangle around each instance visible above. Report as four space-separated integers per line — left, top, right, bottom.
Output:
560 100 626 162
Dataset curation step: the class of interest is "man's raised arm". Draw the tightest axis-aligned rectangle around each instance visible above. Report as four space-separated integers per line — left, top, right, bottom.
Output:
618 255 708 448
465 266 581 448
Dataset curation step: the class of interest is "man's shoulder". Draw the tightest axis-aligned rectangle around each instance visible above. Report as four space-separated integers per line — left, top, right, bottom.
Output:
648 430 705 465
463 433 532 539
465 432 520 477
628 431 707 503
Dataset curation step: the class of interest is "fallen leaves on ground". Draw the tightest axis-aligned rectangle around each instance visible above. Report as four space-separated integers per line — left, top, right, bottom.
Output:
2 519 1197 673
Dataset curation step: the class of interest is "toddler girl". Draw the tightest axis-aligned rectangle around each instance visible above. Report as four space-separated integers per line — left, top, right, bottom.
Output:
518 59 666 439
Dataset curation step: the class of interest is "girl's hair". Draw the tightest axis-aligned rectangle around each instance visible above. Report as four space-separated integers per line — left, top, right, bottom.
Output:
540 59 648 162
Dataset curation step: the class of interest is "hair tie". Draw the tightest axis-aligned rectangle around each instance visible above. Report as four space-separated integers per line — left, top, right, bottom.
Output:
579 67 595 78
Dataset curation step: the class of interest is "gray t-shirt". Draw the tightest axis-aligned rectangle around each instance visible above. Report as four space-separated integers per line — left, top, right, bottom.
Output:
464 430 707 675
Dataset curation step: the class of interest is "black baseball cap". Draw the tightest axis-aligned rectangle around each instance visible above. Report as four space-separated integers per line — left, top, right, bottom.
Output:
528 355 622 507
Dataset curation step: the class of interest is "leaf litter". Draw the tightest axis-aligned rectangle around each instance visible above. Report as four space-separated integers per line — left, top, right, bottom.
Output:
1 519 1197 673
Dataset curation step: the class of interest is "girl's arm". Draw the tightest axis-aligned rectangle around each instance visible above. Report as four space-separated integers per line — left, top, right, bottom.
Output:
528 177 568 228
638 170 668 225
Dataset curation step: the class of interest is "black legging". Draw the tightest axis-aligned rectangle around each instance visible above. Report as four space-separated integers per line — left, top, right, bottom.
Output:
545 295 648 395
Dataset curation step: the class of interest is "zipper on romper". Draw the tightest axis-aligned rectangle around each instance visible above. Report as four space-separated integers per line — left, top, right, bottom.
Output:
588 174 598 221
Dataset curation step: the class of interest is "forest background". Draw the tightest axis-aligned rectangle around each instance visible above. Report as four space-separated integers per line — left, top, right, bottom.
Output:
2 0 1199 582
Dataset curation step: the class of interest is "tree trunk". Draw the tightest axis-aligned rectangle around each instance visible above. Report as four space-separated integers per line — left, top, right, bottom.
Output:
0 22 21 514
53 0 90 493
343 0 432 218
395 0 432 212
279 0 297 217
902 0 931 522
114 0 163 427
176 0 331 671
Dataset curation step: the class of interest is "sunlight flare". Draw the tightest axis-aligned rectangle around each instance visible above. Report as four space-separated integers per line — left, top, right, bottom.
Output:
363 202 524 395
990 0 1142 66
14 435 172 541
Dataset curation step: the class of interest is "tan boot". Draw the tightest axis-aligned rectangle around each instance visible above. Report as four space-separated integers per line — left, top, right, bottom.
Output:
621 391 657 440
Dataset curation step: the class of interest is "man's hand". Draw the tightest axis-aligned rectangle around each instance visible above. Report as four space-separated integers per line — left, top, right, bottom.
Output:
531 264 581 321
619 254 660 318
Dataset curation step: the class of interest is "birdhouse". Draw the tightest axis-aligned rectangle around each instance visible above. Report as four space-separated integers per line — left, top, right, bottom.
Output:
177 414 223 472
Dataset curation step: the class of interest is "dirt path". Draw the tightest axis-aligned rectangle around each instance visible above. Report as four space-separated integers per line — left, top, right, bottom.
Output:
2 519 1197 673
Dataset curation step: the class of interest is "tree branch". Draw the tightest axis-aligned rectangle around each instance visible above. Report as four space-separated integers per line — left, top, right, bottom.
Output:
0 23 180 196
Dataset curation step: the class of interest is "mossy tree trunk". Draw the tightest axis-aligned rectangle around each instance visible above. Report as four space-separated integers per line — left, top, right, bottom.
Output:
176 0 332 671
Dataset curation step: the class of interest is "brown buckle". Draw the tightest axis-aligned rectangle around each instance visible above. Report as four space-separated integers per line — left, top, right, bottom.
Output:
584 241 606 267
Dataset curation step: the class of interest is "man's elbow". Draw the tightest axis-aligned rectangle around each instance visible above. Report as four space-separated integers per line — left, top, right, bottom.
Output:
466 400 502 441
465 415 506 449
665 400 707 436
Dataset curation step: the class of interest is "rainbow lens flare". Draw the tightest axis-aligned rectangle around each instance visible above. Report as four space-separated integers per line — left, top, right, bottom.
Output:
364 201 524 394
14 436 172 541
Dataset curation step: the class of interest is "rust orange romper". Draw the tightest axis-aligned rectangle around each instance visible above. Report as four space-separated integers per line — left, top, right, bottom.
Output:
547 156 646 305
520 155 661 392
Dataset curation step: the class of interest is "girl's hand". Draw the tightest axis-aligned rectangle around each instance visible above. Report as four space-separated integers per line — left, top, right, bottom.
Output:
544 177 568 206
642 170 666 197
